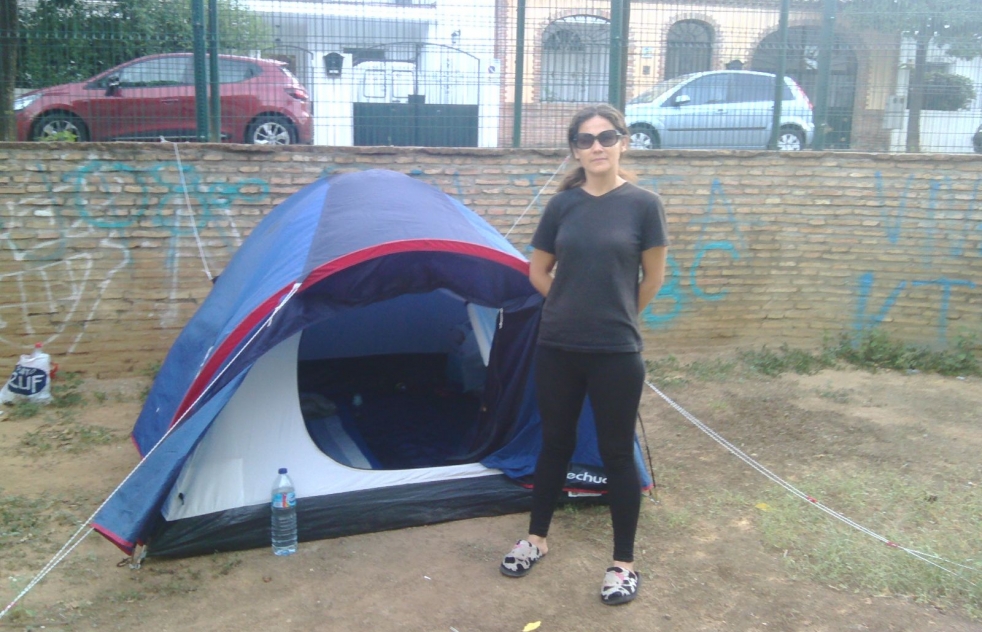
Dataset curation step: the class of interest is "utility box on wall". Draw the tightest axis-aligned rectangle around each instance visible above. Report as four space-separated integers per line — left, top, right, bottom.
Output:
883 95 906 130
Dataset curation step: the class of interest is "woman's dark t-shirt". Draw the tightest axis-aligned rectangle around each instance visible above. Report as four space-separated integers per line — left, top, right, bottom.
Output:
531 182 669 352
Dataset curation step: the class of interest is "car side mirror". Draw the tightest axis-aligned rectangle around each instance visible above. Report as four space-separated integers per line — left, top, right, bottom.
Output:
106 76 121 96
673 94 691 107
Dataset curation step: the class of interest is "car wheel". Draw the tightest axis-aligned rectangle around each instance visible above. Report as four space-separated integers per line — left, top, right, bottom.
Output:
777 127 804 151
32 112 89 142
247 115 296 145
629 125 660 150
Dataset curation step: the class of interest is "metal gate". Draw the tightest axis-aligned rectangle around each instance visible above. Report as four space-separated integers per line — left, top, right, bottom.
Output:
352 43 481 147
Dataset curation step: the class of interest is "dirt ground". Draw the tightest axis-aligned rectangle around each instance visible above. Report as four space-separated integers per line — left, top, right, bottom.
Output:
1 361 981 632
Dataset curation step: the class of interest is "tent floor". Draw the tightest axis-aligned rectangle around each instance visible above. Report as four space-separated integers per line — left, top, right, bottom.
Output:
299 354 483 470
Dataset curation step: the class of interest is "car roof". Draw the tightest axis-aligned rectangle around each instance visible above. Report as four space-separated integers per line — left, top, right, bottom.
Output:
120 52 284 67
676 70 779 81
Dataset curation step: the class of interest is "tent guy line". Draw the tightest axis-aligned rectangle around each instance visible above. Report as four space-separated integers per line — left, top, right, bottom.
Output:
503 155 568 239
0 283 301 622
644 380 980 586
166 138 214 282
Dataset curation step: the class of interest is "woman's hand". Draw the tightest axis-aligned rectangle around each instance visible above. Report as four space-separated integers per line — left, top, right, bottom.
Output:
638 246 667 313
529 249 557 297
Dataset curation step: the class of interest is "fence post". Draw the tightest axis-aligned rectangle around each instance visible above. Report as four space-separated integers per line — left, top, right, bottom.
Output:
767 0 790 150
208 0 221 143
0 0 17 141
192 0 209 142
512 0 526 148
811 0 837 150
608 0 625 111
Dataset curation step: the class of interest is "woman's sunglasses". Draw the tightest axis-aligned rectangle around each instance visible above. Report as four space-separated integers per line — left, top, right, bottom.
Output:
572 130 624 149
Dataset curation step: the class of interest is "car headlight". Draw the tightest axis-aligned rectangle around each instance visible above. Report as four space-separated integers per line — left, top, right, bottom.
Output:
13 93 40 111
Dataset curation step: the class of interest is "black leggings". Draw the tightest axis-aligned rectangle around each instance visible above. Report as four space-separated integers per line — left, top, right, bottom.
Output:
529 345 645 563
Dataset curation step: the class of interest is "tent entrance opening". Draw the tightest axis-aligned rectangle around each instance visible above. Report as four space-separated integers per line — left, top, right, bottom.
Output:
298 353 483 470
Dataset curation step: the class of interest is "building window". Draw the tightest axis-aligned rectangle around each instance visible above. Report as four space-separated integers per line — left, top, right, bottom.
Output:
541 15 610 103
665 20 713 80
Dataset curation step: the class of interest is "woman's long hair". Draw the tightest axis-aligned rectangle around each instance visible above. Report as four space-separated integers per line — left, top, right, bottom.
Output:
557 104 635 192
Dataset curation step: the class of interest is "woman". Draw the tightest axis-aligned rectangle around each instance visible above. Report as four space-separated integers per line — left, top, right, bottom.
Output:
499 104 669 606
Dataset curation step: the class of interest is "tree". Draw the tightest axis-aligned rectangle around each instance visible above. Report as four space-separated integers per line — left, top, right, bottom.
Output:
0 0 16 141
17 0 271 89
842 0 982 152
918 71 976 111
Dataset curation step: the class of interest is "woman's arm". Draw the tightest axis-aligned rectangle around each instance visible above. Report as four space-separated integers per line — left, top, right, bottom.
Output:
529 248 557 297
638 246 667 313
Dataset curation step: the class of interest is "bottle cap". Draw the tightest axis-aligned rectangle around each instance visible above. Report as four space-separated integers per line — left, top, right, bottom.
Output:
35 342 43 348
278 467 287 474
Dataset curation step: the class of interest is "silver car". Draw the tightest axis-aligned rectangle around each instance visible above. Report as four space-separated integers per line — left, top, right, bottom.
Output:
625 70 815 151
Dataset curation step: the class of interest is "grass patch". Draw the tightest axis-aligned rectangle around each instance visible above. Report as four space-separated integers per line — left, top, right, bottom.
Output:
3 605 37 625
4 399 45 420
755 468 982 618
140 361 162 380
817 382 853 404
733 331 979 379
646 355 738 386
108 589 146 604
0 491 52 542
738 343 836 377
828 330 980 376
138 361 162 403
50 372 85 408
211 553 243 577
20 420 118 455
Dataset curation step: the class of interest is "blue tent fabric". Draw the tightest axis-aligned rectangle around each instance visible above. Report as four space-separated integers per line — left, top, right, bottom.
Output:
93 169 652 555
94 374 247 550
131 179 327 453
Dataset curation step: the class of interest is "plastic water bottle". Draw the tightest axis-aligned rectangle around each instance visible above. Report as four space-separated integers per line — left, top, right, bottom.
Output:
271 468 297 556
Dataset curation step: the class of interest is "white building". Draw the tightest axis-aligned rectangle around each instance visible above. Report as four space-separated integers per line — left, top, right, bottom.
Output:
245 0 501 147
888 38 982 153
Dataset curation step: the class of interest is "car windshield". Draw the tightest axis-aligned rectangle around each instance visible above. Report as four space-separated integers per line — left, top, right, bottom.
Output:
628 75 693 105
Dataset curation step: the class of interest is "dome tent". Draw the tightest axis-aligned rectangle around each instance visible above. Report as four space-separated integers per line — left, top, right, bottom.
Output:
93 169 653 557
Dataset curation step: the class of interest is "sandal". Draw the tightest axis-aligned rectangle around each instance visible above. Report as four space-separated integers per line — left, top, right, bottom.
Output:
600 566 641 605
499 539 546 577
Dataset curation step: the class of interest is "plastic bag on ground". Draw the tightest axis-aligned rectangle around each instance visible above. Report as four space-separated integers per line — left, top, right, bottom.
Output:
0 343 54 405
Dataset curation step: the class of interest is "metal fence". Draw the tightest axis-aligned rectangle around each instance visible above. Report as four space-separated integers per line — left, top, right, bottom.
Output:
2 0 982 153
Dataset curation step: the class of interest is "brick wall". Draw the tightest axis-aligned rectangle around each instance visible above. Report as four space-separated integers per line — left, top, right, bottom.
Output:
0 142 979 377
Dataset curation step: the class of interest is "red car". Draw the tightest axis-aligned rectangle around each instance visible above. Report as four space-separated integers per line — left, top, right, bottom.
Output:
14 53 312 144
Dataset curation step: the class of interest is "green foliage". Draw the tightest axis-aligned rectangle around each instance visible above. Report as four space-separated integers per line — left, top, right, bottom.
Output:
738 343 836 377
918 71 976 111
0 490 51 541
828 330 980 376
734 332 979 378
646 355 738 385
51 371 85 408
817 382 852 404
20 420 118 454
141 361 162 379
17 0 271 89
6 399 43 419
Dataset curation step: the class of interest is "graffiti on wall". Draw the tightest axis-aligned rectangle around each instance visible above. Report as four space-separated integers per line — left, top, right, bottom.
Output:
2 158 980 356
0 160 269 352
858 171 980 341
